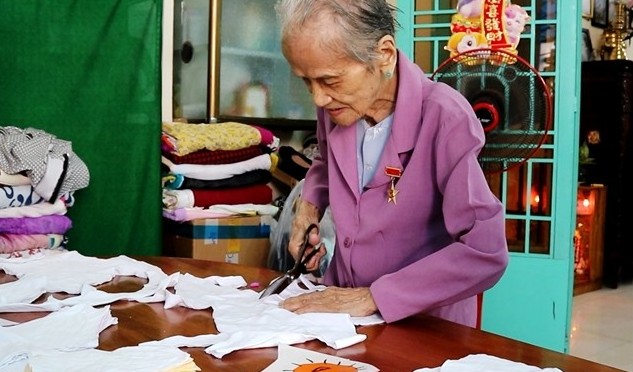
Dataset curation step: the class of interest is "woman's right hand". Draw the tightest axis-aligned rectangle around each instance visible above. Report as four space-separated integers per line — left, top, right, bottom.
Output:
288 199 326 272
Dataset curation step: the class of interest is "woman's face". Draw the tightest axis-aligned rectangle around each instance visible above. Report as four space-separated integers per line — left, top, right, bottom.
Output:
282 27 395 127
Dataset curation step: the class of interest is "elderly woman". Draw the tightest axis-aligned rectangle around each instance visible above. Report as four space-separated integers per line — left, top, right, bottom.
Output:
276 0 508 327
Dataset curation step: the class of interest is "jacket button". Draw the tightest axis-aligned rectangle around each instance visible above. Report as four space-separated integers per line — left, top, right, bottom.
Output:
344 237 351 247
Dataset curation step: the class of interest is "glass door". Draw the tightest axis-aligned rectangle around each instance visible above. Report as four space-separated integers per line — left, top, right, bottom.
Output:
172 0 316 129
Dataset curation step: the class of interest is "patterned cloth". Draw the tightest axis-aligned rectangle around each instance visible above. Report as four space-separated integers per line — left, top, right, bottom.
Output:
162 122 276 156
0 185 44 209
0 126 90 202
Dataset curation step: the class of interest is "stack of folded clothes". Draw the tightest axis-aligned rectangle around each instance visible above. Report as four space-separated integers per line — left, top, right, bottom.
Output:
161 121 281 222
0 126 90 257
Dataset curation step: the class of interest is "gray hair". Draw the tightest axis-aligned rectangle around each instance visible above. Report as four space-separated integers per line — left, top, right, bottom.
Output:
275 0 399 64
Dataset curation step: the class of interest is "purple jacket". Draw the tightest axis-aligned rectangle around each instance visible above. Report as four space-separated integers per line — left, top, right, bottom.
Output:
301 51 508 326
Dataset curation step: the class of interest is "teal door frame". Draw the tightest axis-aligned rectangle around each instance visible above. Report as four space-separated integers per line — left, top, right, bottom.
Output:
395 0 582 352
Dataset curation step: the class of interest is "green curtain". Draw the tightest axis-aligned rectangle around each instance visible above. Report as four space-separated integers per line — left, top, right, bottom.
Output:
0 0 163 256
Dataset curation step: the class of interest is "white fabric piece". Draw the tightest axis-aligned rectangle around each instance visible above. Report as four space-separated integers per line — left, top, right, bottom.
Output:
413 354 564 372
0 250 172 312
0 276 47 305
26 345 199 372
205 203 279 216
0 304 117 369
145 274 367 359
164 273 247 310
0 300 62 313
0 198 67 218
262 343 379 372
161 153 272 181
142 334 229 349
0 251 373 361
50 271 177 308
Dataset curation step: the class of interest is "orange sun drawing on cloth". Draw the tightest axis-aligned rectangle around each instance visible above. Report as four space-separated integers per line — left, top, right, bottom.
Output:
284 358 362 372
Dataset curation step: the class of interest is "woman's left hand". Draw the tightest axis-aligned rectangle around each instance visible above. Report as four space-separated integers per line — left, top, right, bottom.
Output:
280 287 378 317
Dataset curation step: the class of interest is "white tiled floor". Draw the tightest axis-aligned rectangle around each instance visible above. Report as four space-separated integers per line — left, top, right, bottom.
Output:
570 283 633 371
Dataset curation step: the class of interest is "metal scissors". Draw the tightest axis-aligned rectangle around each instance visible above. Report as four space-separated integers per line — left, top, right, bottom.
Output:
259 223 321 299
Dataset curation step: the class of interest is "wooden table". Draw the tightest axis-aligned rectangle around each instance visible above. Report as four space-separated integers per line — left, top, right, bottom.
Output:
0 256 624 371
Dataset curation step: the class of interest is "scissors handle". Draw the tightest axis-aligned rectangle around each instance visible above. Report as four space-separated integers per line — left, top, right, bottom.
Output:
289 223 320 277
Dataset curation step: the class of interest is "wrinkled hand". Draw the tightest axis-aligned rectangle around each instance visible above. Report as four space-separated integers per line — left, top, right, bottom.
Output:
279 287 378 316
289 199 326 272
280 287 378 317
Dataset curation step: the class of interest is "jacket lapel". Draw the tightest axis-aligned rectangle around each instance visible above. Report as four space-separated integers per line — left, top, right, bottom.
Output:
366 50 425 189
328 121 361 198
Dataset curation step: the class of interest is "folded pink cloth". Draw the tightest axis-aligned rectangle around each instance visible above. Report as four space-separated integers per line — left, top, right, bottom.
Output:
0 233 63 253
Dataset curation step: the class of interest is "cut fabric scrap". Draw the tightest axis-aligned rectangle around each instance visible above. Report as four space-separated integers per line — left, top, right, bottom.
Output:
0 304 117 369
413 354 564 372
0 250 171 307
25 345 200 372
163 273 248 310
145 273 369 359
0 276 47 306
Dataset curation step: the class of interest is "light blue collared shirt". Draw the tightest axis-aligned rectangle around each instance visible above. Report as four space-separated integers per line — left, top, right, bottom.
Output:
356 114 394 192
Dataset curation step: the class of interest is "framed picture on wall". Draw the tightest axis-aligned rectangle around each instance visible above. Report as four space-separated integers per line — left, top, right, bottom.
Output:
592 0 609 28
583 0 594 19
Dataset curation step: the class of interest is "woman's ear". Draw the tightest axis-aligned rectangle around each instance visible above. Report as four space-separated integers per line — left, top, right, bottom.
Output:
377 35 397 71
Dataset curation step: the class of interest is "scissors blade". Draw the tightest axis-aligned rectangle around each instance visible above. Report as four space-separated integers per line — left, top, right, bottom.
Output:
259 273 294 299
259 223 320 299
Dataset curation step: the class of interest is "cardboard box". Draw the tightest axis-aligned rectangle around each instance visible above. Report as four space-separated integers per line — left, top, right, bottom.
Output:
163 216 272 267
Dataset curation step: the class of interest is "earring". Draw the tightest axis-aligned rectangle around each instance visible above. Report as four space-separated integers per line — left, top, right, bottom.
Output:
384 70 393 79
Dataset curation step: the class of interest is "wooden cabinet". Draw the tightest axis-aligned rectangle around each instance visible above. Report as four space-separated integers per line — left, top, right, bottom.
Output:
574 185 607 295
580 60 633 288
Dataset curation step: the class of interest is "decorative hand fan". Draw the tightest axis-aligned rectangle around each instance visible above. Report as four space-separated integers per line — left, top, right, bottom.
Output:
431 48 553 174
